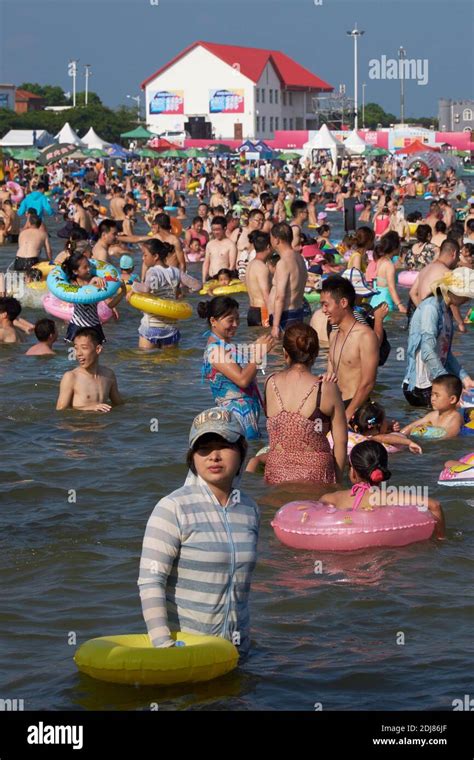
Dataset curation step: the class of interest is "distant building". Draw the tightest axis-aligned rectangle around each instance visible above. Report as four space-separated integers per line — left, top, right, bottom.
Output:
15 89 45 114
141 41 333 141
0 84 16 111
438 99 474 132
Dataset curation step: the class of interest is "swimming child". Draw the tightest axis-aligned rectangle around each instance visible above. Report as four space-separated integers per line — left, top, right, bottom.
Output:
25 318 57 356
207 268 233 294
401 374 463 439
319 440 445 538
56 327 124 412
352 401 422 453
0 296 22 344
119 254 139 285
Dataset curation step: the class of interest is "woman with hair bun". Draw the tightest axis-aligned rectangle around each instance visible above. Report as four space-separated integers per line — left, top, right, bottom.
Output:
320 440 445 538
199 296 275 439
129 238 200 349
263 322 347 485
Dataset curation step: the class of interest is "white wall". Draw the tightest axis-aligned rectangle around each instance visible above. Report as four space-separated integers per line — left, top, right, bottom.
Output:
255 61 282 138
144 46 256 139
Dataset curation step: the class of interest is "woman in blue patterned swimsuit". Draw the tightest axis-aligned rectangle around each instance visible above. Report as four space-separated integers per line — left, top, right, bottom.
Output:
198 296 275 440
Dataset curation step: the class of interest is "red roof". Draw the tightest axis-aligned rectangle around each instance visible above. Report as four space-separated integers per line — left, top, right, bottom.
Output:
141 41 333 91
15 89 44 100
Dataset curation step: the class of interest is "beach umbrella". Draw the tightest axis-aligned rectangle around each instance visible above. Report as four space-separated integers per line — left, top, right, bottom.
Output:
208 143 232 154
137 148 159 158
363 147 389 157
120 126 155 140
160 149 187 158
277 151 301 160
10 148 41 161
148 137 181 151
38 143 78 164
84 148 107 158
184 148 205 158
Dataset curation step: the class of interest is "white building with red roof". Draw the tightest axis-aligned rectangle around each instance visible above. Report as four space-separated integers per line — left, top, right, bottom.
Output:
140 41 333 141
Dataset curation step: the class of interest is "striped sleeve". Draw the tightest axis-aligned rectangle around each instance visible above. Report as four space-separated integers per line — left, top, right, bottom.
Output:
137 496 182 648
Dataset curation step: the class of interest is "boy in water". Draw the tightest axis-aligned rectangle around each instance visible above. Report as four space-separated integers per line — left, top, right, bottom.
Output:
56 327 124 413
0 297 22 344
25 318 58 356
401 374 463 439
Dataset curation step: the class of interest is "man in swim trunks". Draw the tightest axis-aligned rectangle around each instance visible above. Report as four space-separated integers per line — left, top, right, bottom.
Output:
269 222 307 337
56 327 124 412
321 275 379 423
109 185 126 230
236 209 264 280
289 200 309 252
14 214 52 270
202 216 237 281
246 231 272 327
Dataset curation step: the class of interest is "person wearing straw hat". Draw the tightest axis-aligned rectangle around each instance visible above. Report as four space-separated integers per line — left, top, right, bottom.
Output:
403 267 474 407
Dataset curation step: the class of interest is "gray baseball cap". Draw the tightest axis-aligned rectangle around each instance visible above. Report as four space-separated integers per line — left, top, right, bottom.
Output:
189 407 244 448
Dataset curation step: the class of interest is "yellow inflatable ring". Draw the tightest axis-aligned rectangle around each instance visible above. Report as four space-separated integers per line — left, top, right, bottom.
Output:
187 181 200 191
74 632 239 686
129 292 192 320
199 279 218 295
33 261 55 280
212 283 248 295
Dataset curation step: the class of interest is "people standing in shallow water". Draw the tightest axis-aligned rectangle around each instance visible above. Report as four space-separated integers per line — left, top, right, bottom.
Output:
199 296 275 440
263 322 347 486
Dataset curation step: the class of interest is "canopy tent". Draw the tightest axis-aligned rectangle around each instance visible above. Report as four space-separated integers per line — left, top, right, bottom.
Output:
0 129 55 148
302 124 343 175
55 123 84 146
184 147 205 158
137 148 160 158
81 127 111 150
343 130 366 156
148 137 182 151
104 144 132 159
364 146 389 157
160 149 188 158
395 140 440 155
8 148 41 161
237 140 257 153
121 125 156 140
277 151 302 160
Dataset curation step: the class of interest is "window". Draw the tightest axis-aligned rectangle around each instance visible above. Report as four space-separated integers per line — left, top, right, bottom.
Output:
261 89 265 103
463 108 473 121
270 116 274 132
283 117 287 129
275 117 279 130
269 89 273 104
261 116 266 131
256 115 260 132
289 118 293 129
289 92 293 106
256 88 259 103
275 90 279 104
282 91 287 106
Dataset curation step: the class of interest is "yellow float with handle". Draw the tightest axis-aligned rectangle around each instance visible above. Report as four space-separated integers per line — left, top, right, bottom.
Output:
74 632 239 686
212 282 248 296
33 261 55 280
199 279 218 295
129 292 192 320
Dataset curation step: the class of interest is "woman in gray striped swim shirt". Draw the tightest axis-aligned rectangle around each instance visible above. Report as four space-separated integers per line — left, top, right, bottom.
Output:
138 407 259 657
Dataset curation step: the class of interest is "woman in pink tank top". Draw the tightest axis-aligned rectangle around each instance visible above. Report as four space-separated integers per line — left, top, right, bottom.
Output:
264 323 347 486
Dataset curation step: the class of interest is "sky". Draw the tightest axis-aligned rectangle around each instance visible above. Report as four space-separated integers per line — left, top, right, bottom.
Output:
0 0 473 119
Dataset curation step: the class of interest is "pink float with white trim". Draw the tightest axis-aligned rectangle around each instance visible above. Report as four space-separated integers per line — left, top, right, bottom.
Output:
398 270 418 288
43 292 113 323
327 430 400 454
271 500 436 551
438 452 474 487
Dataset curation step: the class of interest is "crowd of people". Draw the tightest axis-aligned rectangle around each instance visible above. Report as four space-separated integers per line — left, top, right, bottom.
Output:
0 145 473 654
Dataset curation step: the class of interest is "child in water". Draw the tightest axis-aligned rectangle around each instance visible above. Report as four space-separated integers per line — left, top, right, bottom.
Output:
319 440 445 538
207 268 234 294
56 327 124 413
401 374 463 439
352 401 422 454
25 318 57 356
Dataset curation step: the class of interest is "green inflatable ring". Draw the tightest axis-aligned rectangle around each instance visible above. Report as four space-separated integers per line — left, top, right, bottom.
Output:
304 291 321 304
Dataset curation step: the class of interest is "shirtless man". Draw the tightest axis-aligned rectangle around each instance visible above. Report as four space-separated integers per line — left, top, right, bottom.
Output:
439 199 454 229
0 297 22 344
92 219 119 262
225 212 241 245
56 327 124 413
109 185 126 228
144 213 186 272
321 275 379 423
1 200 21 242
72 198 93 234
198 202 212 234
431 220 447 249
269 222 307 338
424 201 441 234
246 231 272 327
14 215 52 270
202 216 237 281
289 200 308 252
236 209 264 280
409 239 460 304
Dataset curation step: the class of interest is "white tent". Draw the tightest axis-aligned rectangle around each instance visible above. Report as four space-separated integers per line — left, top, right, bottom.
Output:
344 129 366 155
302 124 343 175
81 127 111 150
0 129 55 148
55 122 84 146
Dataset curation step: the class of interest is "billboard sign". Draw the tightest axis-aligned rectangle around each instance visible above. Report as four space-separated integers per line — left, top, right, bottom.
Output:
149 90 184 115
209 89 244 114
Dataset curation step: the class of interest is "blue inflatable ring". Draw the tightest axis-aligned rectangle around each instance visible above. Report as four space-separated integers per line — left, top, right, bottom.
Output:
47 258 120 305
164 206 178 212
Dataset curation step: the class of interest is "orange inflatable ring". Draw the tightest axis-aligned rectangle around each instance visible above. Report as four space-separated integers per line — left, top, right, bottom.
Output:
171 218 183 236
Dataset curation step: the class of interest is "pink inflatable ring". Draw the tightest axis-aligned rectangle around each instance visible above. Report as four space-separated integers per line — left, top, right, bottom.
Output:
327 430 401 454
438 453 474 487
398 270 418 288
43 292 113 323
271 500 435 551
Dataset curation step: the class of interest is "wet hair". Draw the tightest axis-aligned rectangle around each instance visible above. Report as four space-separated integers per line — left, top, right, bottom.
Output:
142 238 174 263
416 224 433 243
317 224 331 235
72 327 101 346
25 267 42 282
248 230 270 252
34 318 56 342
186 432 248 476
467 219 474 232
462 243 474 258
439 239 460 258
291 200 308 216
354 226 375 251
154 212 171 231
249 208 264 221
321 274 356 309
374 231 400 260
123 204 134 215
62 251 88 281
283 322 319 365
352 401 385 435
434 220 447 234
98 219 117 237
37 182 46 192
210 215 226 229
268 253 280 266
350 440 391 485
29 215 42 229
447 222 465 244
216 268 233 280
0 296 21 322
432 373 462 401
197 295 239 322
271 221 293 244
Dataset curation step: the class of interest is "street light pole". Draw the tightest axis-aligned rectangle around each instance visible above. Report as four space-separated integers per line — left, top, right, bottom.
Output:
362 83 366 128
68 59 79 108
84 64 91 106
347 24 365 131
398 47 406 124
127 94 141 123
